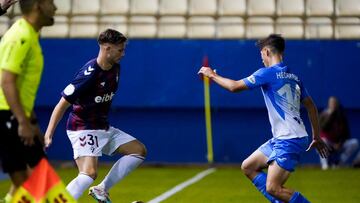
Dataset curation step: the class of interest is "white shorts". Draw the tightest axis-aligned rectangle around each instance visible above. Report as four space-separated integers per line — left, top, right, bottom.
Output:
67 126 136 159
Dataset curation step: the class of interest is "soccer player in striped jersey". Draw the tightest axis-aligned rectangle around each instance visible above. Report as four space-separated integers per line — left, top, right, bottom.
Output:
198 34 329 203
44 29 147 203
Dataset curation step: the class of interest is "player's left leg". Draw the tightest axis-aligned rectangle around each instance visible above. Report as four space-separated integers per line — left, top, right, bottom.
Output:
242 139 282 203
93 127 146 195
98 139 146 192
266 136 310 203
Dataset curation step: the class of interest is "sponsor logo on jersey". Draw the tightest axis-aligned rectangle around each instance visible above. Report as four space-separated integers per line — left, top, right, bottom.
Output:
84 66 95 76
94 92 115 103
247 75 256 84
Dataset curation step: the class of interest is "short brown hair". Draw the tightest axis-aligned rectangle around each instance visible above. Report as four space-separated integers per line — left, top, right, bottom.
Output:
20 0 42 14
97 29 127 45
256 34 285 54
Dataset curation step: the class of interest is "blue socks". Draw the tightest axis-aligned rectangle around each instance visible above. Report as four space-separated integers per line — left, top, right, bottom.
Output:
252 173 310 203
252 172 282 203
289 192 310 203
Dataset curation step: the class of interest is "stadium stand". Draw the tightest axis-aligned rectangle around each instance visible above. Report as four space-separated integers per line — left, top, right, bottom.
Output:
189 0 217 16
12 2 21 15
218 0 246 16
69 16 98 38
159 0 188 16
335 0 360 16
335 17 360 39
306 0 334 16
72 0 100 15
305 17 334 39
275 17 304 39
100 0 129 15
277 0 304 16
42 16 69 38
247 0 276 16
128 16 157 38
99 16 128 35
246 17 274 39
187 16 216 38
1 0 359 39
130 0 158 16
11 4 21 16
158 16 187 38
54 0 71 15
217 17 245 38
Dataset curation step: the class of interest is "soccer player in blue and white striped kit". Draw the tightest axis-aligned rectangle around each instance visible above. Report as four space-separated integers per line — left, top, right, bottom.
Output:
198 34 329 203
44 29 146 203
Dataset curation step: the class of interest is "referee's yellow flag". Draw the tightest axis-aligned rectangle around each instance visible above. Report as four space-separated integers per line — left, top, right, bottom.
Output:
12 158 76 203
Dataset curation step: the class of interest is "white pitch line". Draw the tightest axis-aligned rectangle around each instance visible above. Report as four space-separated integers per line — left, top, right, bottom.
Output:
147 168 216 203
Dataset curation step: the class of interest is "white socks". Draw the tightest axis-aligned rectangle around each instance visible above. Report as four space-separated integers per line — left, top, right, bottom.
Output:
66 154 144 199
99 154 145 191
66 173 94 199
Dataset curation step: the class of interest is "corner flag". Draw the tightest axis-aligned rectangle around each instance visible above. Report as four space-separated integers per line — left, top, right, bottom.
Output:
202 56 214 164
12 158 76 203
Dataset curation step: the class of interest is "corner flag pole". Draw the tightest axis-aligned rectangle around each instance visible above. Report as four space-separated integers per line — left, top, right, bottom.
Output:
202 56 214 164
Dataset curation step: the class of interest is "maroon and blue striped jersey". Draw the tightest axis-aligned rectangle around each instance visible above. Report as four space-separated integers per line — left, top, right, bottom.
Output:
62 58 120 131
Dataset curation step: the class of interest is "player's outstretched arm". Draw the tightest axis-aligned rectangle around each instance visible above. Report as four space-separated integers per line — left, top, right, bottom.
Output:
302 96 329 158
44 97 71 148
198 66 248 92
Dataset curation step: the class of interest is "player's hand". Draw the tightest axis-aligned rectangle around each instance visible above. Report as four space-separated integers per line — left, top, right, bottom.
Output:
198 66 216 79
306 137 329 158
1 0 17 10
18 120 35 146
44 132 53 148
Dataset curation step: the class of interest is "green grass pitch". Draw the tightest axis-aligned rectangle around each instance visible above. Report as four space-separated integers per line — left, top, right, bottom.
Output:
1 166 359 203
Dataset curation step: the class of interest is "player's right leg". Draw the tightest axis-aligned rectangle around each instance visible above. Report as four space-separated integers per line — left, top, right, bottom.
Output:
266 137 310 203
241 150 268 180
66 129 108 200
91 127 146 203
66 156 98 200
241 140 282 203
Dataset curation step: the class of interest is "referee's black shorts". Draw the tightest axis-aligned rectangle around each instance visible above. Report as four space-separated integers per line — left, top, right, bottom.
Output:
0 110 45 174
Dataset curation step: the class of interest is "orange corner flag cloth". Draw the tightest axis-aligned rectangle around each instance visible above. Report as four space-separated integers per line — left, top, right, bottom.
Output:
12 158 76 203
